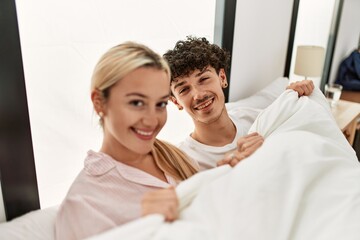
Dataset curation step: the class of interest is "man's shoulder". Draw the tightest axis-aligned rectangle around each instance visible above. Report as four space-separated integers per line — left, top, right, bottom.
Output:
177 136 238 171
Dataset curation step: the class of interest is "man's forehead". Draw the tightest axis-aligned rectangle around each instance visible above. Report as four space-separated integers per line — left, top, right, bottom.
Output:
172 66 211 84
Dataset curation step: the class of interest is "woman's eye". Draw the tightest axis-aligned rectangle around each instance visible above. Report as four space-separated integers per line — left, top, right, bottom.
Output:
129 100 144 107
157 101 168 108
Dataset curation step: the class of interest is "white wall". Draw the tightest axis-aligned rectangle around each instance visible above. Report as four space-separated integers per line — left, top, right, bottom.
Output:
329 0 360 83
15 0 215 209
229 0 294 101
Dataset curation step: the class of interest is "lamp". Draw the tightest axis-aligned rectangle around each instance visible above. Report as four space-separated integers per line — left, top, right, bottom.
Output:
294 45 325 80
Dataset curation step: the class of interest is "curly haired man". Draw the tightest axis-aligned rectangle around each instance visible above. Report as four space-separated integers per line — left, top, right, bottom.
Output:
163 36 314 170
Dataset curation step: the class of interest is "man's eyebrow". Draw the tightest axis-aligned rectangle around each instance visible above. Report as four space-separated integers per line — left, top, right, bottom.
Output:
173 81 185 91
173 68 211 90
195 68 210 77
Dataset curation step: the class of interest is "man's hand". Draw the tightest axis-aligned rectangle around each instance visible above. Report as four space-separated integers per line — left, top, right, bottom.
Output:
216 132 264 167
286 80 314 97
141 187 178 222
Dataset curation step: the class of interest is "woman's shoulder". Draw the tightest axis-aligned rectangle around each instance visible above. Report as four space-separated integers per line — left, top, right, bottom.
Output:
84 150 117 176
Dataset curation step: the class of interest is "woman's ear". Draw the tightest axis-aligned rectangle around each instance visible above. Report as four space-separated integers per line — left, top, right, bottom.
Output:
170 96 184 110
91 89 105 116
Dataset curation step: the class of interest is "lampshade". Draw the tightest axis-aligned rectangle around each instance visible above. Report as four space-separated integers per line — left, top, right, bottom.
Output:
294 45 325 78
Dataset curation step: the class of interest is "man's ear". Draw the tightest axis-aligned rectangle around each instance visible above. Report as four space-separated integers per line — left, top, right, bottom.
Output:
91 89 105 115
219 68 228 88
170 96 183 110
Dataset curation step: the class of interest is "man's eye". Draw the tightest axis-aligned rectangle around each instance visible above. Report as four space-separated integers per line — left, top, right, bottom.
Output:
200 77 209 82
129 100 144 107
157 101 168 108
179 87 189 94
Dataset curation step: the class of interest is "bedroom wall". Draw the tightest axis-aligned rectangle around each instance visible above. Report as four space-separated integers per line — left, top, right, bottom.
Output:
14 0 215 209
328 0 360 84
228 0 294 101
3 0 357 220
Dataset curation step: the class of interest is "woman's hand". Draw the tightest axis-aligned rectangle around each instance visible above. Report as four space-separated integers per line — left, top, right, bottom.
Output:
216 132 264 167
286 80 315 97
141 187 179 222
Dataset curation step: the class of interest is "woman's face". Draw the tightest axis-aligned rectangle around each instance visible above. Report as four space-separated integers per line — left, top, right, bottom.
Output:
101 67 170 155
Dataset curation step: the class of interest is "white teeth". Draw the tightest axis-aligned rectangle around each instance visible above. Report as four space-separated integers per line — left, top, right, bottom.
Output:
135 129 153 136
196 99 213 110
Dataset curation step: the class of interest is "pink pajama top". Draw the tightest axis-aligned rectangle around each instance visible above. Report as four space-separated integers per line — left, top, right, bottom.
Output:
55 150 178 240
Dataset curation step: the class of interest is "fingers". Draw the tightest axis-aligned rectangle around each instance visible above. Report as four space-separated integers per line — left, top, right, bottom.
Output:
237 132 264 152
217 133 264 167
301 80 314 95
141 187 179 222
217 152 243 167
286 80 314 96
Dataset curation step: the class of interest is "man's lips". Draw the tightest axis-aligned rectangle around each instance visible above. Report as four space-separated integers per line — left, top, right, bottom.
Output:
194 97 214 110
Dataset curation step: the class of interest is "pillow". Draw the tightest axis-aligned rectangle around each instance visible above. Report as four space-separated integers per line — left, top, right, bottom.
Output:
0 206 58 240
225 77 289 110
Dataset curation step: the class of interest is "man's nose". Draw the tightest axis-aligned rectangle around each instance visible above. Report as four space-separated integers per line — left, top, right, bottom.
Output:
192 86 207 100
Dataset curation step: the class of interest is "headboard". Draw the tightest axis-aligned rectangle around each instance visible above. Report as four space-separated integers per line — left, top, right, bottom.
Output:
0 0 40 222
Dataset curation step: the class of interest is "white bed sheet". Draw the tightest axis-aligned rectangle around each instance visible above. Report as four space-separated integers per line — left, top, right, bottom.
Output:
0 206 58 240
89 88 360 240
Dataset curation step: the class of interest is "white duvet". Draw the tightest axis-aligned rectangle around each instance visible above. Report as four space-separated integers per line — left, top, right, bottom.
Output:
88 89 360 240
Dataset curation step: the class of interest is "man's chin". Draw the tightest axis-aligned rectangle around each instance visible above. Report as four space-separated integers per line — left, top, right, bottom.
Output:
194 115 219 124
193 107 225 124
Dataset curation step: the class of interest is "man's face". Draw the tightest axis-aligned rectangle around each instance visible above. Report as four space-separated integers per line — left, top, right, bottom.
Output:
170 66 227 124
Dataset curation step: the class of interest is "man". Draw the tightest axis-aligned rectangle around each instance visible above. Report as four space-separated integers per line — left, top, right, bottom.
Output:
163 36 314 170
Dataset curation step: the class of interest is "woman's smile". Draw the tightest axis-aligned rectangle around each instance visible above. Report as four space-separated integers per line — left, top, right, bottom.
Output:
131 127 156 141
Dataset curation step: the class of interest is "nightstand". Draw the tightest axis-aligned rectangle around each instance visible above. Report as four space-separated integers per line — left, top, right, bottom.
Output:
330 99 360 145
340 90 360 103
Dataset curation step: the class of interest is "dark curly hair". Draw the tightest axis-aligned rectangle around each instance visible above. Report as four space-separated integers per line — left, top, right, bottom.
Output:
163 36 231 84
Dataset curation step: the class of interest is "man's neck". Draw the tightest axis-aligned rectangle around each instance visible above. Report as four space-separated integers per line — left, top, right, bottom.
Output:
191 110 236 147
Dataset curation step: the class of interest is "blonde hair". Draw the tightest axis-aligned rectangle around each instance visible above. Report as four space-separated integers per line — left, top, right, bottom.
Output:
91 42 198 180
153 139 198 181
91 41 170 92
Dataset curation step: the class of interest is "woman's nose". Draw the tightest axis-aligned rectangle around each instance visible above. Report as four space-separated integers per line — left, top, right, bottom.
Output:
142 108 158 127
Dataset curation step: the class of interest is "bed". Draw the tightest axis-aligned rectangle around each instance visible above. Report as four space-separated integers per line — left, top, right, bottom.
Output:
1 80 359 240
85 88 360 240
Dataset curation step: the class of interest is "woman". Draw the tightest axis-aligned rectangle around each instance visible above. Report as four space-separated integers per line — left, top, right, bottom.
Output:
55 42 198 240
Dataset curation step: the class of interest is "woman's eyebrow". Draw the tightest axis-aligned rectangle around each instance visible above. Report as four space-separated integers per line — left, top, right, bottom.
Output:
160 94 170 99
125 93 170 99
125 93 147 98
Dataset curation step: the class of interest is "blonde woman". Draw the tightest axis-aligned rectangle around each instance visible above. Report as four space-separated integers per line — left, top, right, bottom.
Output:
55 42 198 240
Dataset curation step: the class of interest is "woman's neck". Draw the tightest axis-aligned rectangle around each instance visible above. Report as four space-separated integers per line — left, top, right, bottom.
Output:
100 142 168 182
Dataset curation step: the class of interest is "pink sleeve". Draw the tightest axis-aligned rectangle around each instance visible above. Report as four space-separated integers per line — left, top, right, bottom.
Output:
55 197 116 240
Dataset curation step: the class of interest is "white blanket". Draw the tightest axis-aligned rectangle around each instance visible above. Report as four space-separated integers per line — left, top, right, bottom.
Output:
88 89 360 240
